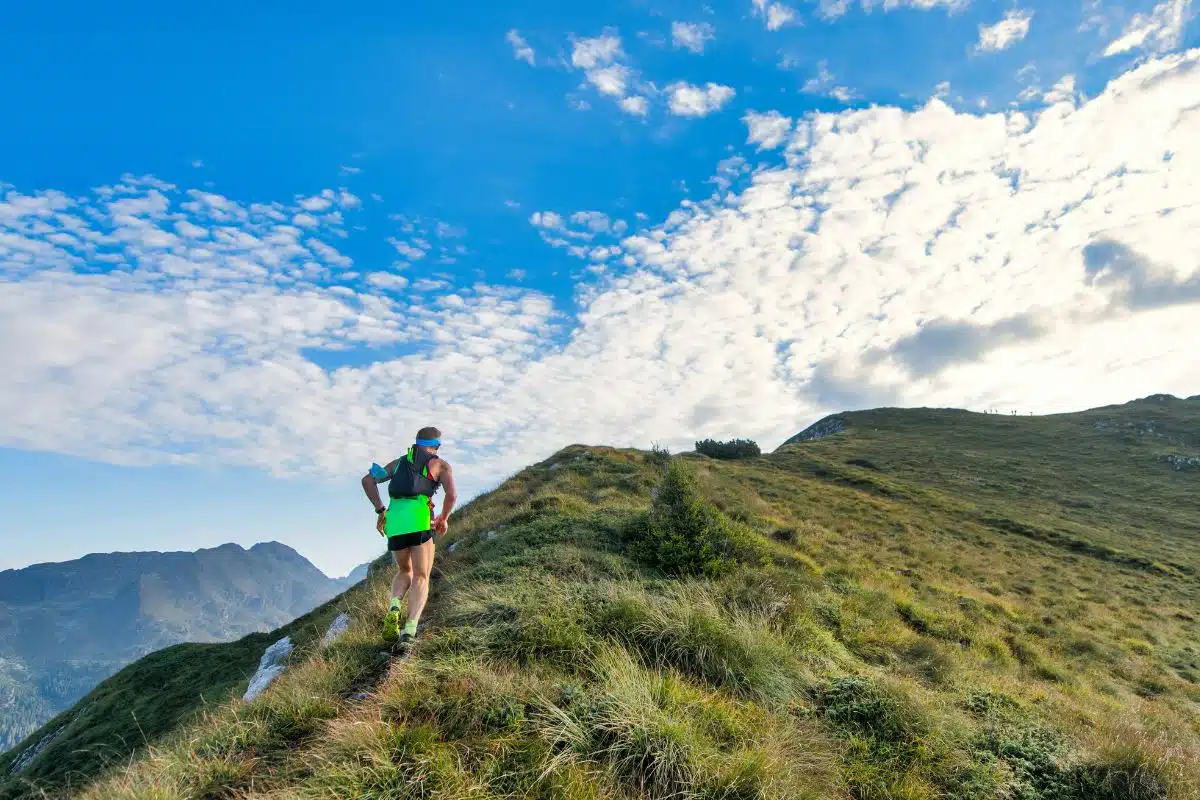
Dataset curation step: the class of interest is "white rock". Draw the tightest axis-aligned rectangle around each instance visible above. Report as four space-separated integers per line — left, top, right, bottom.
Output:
448 541 459 553
487 531 498 539
793 416 846 442
243 636 294 701
320 614 351 648
9 727 63 774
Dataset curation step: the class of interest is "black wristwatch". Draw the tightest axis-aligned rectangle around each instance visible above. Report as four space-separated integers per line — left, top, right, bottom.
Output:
375 506 386 515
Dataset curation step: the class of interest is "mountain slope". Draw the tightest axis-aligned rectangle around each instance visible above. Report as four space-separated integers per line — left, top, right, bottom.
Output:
2 396 1197 800
0 541 349 752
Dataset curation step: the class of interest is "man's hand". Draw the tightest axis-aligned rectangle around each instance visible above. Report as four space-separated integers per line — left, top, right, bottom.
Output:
376 512 387 537
433 517 448 536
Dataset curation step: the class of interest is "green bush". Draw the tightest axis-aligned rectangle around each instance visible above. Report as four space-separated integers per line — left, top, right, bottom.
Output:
629 462 740 578
695 438 762 460
815 676 926 746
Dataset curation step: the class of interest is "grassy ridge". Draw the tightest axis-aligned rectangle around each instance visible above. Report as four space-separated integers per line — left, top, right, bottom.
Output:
2 396 1198 799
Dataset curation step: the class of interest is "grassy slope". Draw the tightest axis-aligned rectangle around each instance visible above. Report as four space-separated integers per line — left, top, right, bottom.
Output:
2 396 1197 799
0 592 357 798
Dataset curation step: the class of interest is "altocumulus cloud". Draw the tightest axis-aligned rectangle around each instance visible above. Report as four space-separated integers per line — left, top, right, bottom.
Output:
2 51 1199 496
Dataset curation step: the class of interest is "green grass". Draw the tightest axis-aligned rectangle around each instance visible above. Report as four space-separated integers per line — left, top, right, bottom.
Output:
3 399 1199 800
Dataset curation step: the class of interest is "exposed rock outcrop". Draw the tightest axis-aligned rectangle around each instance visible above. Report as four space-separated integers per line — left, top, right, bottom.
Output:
242 637 294 702
782 415 847 446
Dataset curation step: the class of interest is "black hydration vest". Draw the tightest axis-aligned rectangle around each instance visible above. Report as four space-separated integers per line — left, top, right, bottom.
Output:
387 446 441 499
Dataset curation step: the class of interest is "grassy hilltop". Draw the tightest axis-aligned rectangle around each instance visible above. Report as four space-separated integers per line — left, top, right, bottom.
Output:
2 394 1197 799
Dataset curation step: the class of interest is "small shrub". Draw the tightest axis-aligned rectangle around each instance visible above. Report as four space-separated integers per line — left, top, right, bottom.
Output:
815 676 926 746
770 527 798 544
629 462 742 578
695 438 762 460
482 695 527 732
973 717 1076 800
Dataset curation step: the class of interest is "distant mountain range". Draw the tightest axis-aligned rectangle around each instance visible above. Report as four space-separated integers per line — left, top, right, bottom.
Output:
0 542 363 752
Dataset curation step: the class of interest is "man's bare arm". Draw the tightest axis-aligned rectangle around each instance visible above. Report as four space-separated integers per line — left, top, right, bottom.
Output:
434 462 457 530
361 459 399 510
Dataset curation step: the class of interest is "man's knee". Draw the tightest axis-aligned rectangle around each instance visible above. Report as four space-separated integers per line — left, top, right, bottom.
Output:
412 568 431 583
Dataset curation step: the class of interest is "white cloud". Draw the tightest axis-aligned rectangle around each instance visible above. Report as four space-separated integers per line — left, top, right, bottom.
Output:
507 29 536 66
298 193 334 212
752 0 797 31
976 9 1034 53
587 64 630 97
3 53 1199 573
191 160 204 168
802 61 856 102
308 238 353 268
566 30 651 116
672 21 715 53
388 238 427 260
339 165 362 176
531 209 625 253
819 0 965 19
366 272 408 290
292 213 319 228
743 110 793 149
620 95 650 116
709 156 750 192
1104 0 1192 56
175 219 208 239
571 211 613 233
1043 74 1080 105
571 32 623 69
530 210 565 229
667 82 737 117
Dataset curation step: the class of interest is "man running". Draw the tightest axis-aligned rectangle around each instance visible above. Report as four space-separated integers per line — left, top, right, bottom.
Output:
361 426 457 645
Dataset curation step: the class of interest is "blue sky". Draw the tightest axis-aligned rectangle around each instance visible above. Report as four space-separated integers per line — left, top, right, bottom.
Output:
1 0 1197 577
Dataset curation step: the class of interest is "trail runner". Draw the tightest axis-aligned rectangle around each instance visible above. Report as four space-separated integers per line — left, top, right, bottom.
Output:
361 426 457 645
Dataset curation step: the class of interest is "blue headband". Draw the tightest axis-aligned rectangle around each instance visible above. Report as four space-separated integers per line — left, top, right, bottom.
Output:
415 438 441 447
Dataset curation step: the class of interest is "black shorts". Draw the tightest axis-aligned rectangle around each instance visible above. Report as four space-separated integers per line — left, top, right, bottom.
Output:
387 530 434 551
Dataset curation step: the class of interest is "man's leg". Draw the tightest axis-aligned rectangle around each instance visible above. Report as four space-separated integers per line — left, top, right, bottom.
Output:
383 548 413 642
391 548 413 605
401 536 435 640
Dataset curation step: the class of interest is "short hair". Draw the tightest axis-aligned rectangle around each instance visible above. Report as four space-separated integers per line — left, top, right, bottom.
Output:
416 426 441 442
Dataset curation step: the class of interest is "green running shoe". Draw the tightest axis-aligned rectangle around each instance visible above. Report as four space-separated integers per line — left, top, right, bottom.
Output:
399 619 418 646
382 609 401 643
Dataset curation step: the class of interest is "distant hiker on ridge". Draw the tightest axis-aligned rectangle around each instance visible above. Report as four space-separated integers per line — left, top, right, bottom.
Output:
361 426 457 645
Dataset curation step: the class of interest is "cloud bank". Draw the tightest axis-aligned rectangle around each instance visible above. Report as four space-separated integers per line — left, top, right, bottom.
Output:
2 51 1199 501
